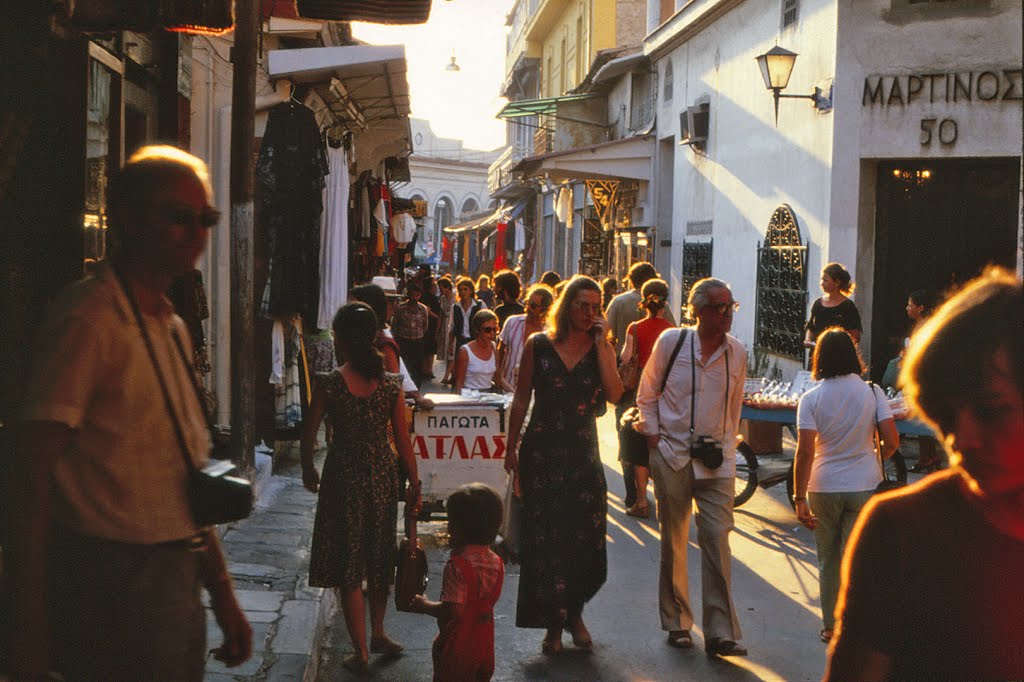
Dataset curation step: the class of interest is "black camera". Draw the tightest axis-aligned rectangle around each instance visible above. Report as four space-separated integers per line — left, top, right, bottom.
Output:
690 436 724 469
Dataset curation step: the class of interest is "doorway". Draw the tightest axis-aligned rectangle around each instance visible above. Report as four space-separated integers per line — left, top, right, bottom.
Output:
870 157 1020 378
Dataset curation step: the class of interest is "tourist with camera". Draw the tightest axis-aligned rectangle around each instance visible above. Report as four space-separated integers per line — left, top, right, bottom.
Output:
634 277 748 657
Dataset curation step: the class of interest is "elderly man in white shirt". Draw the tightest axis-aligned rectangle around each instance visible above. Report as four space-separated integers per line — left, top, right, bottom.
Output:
634 277 748 657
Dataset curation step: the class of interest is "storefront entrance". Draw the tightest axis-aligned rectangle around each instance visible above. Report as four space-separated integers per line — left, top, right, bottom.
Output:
870 157 1020 378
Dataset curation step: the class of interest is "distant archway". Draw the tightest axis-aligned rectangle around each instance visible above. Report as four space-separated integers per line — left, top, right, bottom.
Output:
434 196 454 230
460 197 479 219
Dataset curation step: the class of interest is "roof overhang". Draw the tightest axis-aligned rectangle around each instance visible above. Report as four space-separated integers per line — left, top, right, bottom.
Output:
496 93 601 119
443 202 528 234
513 135 655 183
592 52 648 85
268 45 411 167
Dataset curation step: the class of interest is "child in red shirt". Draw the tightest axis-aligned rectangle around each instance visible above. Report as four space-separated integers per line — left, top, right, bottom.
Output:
410 484 505 681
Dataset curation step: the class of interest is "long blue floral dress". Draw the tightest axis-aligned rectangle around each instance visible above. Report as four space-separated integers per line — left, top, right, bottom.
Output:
515 334 608 629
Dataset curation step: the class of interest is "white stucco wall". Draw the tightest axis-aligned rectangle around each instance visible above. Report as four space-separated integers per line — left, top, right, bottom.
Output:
652 0 838 361
831 0 1023 353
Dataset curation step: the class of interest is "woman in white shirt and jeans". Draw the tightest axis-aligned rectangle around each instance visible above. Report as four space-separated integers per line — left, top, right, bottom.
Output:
793 327 900 644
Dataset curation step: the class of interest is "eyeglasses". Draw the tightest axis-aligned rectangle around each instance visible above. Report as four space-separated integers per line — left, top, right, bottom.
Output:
480 326 498 334
570 301 602 313
527 300 550 311
162 206 221 229
703 301 740 315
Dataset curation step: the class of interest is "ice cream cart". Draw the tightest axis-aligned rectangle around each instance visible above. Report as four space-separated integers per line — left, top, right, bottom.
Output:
411 392 512 517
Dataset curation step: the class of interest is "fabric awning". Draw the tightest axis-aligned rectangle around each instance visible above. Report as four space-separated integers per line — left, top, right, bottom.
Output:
496 93 601 119
513 135 655 183
265 0 432 24
443 206 506 234
268 45 410 122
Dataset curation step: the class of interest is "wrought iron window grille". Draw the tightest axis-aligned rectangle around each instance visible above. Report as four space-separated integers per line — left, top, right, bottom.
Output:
754 205 808 360
681 239 713 324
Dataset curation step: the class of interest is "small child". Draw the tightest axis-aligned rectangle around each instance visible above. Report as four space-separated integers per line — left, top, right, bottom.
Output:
410 483 505 682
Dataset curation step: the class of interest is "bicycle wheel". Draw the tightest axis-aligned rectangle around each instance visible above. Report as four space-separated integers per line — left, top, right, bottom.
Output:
734 442 759 508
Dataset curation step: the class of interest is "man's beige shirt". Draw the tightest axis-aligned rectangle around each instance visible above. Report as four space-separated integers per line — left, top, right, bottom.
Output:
24 263 209 543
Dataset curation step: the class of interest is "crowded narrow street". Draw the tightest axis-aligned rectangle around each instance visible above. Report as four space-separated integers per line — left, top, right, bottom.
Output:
2 2 1021 681
313 388 829 682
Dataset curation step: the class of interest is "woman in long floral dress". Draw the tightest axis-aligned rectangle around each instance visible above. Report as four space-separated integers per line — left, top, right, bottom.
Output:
301 303 421 672
504 275 623 654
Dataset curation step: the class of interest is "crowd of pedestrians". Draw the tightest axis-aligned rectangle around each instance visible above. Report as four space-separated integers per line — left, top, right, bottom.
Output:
3 148 1021 681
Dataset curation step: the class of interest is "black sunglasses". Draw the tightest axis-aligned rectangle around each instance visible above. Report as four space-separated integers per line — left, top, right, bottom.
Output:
163 206 221 229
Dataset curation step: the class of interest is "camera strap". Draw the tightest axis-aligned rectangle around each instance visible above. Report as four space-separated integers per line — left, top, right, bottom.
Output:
113 267 205 476
689 334 730 446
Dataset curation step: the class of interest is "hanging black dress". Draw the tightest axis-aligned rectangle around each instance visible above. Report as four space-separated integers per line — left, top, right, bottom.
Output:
516 334 608 629
256 101 329 320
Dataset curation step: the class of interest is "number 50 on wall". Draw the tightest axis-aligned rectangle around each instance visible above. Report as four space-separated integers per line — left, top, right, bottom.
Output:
920 118 958 146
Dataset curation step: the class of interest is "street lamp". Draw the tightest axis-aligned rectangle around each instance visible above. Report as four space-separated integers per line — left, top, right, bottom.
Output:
755 45 822 125
445 51 461 72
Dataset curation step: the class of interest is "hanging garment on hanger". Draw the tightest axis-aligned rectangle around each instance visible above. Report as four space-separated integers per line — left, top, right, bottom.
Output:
494 222 508 271
274 318 303 429
442 235 453 264
270 320 286 385
555 186 574 229
374 225 386 257
317 145 350 330
392 212 417 246
373 197 389 228
256 102 329 320
514 219 527 252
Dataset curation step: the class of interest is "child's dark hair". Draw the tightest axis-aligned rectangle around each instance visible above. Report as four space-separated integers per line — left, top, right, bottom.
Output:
332 302 384 381
446 483 503 546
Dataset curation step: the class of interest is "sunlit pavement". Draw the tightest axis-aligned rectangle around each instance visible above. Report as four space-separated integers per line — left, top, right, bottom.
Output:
316 397 834 681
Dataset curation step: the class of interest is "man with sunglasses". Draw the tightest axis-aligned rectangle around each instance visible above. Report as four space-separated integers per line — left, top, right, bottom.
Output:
634 277 748 657
4 146 252 680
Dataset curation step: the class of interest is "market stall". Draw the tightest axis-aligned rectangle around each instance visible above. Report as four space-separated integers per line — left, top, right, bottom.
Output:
411 392 512 515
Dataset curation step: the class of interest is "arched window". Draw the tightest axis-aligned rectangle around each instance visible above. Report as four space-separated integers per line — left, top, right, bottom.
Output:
434 197 454 231
460 197 479 219
663 60 673 102
754 204 808 360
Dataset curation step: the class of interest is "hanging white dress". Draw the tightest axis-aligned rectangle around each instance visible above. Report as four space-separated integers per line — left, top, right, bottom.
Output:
317 145 350 330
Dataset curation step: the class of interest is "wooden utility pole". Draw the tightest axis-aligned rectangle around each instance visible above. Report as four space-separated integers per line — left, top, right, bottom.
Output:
229 0 258 479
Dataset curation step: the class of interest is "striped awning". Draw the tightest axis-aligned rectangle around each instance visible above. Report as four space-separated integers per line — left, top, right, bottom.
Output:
294 0 432 24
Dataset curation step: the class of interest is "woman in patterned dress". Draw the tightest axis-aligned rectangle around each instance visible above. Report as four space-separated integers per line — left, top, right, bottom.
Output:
504 275 623 654
300 303 421 672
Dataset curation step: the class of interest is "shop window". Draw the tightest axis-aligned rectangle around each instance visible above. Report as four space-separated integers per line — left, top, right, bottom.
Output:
754 205 809 361
663 60 673 103
680 239 713 323
630 69 657 133
84 55 122 274
782 0 799 28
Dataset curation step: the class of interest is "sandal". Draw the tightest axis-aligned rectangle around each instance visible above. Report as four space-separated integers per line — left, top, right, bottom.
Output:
369 636 404 658
541 636 562 656
566 623 593 650
705 638 748 657
667 630 693 649
626 503 650 518
819 628 833 643
342 654 368 672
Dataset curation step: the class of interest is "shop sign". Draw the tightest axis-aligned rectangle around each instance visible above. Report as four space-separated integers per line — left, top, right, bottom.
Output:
412 409 507 460
862 68 1023 147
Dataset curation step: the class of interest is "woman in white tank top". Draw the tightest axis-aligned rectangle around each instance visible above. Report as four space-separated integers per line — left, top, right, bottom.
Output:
453 309 499 393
